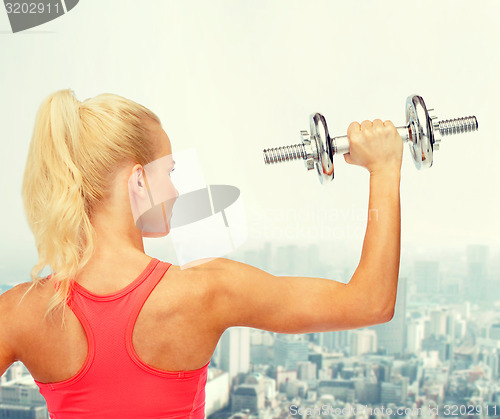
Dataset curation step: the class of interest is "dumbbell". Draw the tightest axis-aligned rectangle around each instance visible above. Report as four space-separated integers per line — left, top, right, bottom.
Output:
262 94 478 184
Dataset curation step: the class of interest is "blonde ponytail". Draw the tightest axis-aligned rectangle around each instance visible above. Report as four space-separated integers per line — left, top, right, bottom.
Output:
21 89 160 324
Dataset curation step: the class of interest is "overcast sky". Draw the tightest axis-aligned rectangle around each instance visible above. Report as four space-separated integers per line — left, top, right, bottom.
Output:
1 0 499 284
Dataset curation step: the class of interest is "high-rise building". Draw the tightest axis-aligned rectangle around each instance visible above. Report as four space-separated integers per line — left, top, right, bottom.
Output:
454 318 467 340
0 404 48 418
250 330 274 365
429 308 447 337
274 366 298 389
489 349 499 379
0 372 49 418
1 362 26 385
205 369 230 416
317 330 350 353
245 374 276 402
446 310 457 338
231 384 265 414
273 334 309 370
488 324 500 340
407 318 425 354
317 379 355 402
414 260 440 295
370 276 407 355
465 244 490 302
219 327 250 384
350 329 377 356
422 335 453 361
381 375 409 405
297 361 317 386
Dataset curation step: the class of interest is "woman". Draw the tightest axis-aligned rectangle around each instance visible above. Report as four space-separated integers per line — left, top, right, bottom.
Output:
0 89 403 418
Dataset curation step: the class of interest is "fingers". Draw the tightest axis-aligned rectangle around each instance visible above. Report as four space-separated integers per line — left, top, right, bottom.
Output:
360 120 373 130
349 119 395 135
344 117 401 172
347 121 360 136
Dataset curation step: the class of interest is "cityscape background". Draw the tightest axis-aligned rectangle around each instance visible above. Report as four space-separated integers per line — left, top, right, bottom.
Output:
1 240 499 417
1 0 500 417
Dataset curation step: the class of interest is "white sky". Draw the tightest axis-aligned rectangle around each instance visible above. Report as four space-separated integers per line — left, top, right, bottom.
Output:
1 0 499 283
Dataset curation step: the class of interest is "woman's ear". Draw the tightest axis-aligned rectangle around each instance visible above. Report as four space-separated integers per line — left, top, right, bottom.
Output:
128 164 147 200
130 164 144 189
128 163 151 229
136 167 144 188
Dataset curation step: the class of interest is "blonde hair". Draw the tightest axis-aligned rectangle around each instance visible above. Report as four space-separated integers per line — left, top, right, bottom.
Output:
21 89 161 324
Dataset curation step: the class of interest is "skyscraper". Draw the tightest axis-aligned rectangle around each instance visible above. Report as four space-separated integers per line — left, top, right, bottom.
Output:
370 276 407 355
465 244 490 302
350 329 377 356
407 318 425 354
219 327 250 384
414 260 440 295
273 334 309 370
429 308 447 337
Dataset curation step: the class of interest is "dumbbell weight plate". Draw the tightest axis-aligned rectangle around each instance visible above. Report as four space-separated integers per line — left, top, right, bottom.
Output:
310 113 335 183
406 95 434 169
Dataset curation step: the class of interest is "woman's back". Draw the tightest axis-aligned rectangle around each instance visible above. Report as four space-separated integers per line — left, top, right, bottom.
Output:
6 257 221 418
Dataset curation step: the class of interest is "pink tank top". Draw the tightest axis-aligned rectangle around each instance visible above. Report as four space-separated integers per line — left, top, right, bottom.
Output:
34 258 209 418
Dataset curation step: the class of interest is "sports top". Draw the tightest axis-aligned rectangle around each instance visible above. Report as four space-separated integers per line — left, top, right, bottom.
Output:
34 258 210 418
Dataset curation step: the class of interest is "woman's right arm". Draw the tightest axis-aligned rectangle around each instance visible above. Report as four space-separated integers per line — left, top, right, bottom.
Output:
205 119 402 335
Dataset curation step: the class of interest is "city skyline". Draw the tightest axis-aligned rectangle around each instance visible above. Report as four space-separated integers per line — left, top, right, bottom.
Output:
2 236 500 287
2 238 499 417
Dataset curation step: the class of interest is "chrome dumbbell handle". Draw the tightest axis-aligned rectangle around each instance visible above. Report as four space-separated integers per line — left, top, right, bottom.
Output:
261 119 475 163
261 126 408 164
262 94 478 184
330 118 478 155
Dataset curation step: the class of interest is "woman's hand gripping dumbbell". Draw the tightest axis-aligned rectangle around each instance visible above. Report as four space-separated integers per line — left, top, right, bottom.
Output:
343 119 403 177
262 94 478 184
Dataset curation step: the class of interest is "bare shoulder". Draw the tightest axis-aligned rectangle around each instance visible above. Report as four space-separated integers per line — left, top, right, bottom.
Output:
162 257 230 300
170 257 255 292
1 280 50 323
167 257 234 281
178 257 261 276
0 279 51 306
0 282 35 310
0 282 37 364
162 257 247 311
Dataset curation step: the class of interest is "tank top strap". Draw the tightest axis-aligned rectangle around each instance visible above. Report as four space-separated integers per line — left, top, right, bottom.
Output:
125 259 172 321
124 260 173 371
